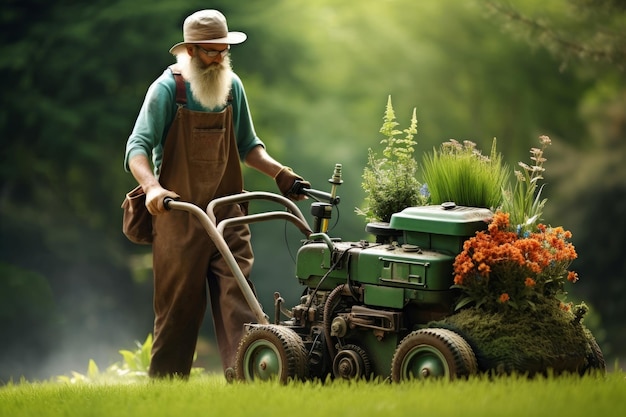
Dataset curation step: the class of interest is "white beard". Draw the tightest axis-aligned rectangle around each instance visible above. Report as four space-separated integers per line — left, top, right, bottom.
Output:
176 52 233 109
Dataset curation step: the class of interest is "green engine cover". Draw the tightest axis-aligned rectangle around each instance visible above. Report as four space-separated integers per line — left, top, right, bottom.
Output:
389 203 492 253
296 241 456 310
356 245 455 309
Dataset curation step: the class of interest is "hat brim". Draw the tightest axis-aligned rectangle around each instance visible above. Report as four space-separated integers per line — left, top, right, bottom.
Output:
169 31 247 54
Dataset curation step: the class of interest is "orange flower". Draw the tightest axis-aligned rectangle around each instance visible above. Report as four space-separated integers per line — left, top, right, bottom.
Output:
452 209 579 311
477 262 491 276
473 251 486 263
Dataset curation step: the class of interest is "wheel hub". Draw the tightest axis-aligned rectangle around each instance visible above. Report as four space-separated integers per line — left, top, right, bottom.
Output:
403 347 448 379
244 341 281 381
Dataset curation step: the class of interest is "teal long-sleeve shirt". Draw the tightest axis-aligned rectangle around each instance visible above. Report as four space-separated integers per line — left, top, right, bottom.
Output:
124 68 264 176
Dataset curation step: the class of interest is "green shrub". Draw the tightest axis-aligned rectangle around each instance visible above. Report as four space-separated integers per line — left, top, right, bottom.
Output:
357 96 427 223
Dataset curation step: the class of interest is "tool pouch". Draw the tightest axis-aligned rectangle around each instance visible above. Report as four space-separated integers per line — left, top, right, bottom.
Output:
121 185 153 244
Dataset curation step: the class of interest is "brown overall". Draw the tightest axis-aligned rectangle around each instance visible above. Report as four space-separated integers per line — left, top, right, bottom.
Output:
149 71 258 378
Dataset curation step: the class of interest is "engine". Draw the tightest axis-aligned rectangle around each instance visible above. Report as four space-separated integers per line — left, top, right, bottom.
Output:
286 202 493 378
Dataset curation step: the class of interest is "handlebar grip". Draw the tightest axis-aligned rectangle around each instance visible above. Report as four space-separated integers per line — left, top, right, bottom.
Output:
290 180 340 205
163 197 175 210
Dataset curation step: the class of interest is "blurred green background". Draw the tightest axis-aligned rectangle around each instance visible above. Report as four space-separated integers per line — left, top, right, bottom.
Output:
1 0 624 380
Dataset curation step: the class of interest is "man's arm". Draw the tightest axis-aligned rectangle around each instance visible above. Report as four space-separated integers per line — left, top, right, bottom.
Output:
244 145 308 200
243 145 283 178
128 154 179 214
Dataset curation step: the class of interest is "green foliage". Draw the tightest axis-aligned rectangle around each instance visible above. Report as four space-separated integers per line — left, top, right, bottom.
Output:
56 334 152 384
357 96 426 222
501 135 551 233
55 334 204 384
448 137 579 314
421 138 509 209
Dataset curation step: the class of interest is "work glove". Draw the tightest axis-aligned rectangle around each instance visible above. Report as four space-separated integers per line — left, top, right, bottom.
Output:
275 166 310 201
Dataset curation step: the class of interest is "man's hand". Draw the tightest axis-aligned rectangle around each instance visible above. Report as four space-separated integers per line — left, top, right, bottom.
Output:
275 167 310 201
145 184 180 215
129 154 179 214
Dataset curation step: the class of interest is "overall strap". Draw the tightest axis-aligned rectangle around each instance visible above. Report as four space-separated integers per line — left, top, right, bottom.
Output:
168 64 187 105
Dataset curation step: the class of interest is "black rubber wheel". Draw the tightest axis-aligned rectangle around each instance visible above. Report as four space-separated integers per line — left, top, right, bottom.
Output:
282 327 309 379
445 329 479 375
235 325 307 383
391 328 477 381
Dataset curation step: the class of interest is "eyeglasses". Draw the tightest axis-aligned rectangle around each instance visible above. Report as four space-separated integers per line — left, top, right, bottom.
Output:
196 46 230 58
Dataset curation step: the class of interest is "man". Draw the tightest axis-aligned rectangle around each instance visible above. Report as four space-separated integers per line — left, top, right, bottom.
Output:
124 9 309 379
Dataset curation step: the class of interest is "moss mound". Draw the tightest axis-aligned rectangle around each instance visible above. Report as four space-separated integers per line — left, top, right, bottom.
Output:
431 302 601 375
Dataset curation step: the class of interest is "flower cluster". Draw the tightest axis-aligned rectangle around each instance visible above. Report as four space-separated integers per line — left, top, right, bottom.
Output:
453 211 579 311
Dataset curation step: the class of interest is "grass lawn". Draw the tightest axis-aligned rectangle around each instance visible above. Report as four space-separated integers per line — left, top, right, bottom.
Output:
1 369 624 417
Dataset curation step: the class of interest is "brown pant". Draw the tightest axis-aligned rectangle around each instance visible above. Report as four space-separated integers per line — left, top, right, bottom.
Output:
149 203 257 378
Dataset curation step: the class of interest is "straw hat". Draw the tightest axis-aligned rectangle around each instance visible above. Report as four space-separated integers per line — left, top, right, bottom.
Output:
169 10 246 55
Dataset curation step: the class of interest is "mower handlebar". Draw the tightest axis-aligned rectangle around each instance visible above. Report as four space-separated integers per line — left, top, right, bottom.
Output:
291 180 340 206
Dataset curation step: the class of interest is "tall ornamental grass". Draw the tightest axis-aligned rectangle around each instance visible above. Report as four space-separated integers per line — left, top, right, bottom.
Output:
421 138 510 209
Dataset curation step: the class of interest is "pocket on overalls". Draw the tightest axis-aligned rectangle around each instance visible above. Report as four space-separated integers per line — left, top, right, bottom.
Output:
191 128 227 163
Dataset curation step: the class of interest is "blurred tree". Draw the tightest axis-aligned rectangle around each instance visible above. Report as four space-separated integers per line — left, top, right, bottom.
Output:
0 263 58 381
484 0 626 71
